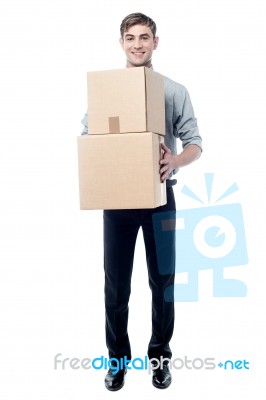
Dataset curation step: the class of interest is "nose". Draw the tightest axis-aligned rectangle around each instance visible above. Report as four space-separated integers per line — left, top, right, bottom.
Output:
133 39 142 49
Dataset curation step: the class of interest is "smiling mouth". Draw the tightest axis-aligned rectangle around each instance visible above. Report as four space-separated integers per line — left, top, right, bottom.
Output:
132 52 145 55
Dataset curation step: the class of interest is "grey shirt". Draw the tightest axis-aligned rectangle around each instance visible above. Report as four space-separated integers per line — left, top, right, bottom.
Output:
81 74 202 181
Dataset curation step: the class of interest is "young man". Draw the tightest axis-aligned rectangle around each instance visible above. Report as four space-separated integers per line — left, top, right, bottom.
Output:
81 12 202 391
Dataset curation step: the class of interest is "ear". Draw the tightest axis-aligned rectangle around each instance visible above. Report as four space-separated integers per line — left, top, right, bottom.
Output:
119 37 124 49
153 36 159 50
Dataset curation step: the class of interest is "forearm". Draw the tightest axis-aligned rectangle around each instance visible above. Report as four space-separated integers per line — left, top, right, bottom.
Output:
173 144 202 169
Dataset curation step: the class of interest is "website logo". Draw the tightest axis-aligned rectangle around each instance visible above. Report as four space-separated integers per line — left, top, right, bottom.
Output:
152 173 249 301
54 354 250 373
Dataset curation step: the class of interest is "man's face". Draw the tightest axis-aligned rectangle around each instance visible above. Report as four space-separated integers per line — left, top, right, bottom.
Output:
119 24 159 68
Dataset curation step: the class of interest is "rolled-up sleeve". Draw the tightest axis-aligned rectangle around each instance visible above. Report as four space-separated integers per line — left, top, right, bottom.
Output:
174 88 202 151
81 112 88 135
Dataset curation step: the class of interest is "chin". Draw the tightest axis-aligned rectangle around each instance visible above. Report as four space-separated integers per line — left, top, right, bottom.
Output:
129 59 150 68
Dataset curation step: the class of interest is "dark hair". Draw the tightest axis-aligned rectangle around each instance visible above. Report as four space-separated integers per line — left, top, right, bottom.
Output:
120 12 157 38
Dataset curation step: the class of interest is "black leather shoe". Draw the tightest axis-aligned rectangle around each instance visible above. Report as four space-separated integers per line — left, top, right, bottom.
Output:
152 363 172 389
104 367 127 391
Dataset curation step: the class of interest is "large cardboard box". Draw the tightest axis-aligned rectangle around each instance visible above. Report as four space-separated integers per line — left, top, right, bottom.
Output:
77 132 166 210
87 67 165 135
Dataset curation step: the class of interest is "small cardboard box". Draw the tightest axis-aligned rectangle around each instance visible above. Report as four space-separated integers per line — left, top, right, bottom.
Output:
77 132 166 210
87 67 165 135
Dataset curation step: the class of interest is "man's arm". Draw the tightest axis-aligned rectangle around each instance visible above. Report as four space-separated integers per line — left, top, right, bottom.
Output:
81 113 88 135
160 143 201 183
160 83 202 183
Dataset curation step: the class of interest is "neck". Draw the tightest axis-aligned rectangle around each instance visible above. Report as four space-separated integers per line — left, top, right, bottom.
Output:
126 62 153 68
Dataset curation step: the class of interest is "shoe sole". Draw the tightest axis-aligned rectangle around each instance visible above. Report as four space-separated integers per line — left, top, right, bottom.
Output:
105 381 125 391
152 380 171 389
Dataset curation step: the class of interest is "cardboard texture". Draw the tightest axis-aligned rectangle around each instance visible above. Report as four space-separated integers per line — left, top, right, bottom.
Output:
87 67 165 135
77 132 166 210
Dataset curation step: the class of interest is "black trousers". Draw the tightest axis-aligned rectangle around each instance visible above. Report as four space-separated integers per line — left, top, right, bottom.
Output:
103 186 176 361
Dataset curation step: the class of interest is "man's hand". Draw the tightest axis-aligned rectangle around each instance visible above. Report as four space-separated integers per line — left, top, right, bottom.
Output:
160 143 202 183
159 143 176 183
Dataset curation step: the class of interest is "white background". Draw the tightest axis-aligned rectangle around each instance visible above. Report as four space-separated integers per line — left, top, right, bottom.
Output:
0 0 265 398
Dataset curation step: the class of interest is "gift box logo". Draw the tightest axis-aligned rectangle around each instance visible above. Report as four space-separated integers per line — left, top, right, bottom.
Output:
152 173 249 302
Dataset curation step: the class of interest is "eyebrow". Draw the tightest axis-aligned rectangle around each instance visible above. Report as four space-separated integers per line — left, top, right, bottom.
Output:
125 33 151 38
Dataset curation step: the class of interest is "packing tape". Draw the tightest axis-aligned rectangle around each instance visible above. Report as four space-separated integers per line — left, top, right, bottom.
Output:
108 116 120 133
